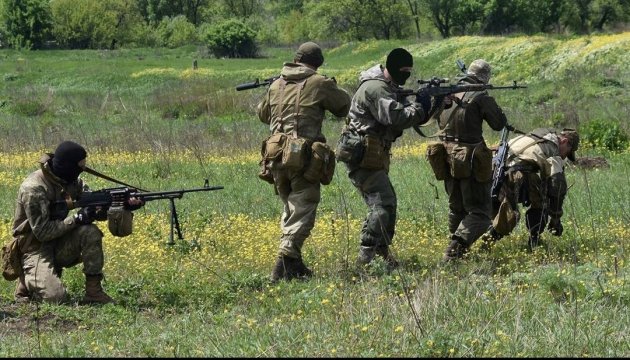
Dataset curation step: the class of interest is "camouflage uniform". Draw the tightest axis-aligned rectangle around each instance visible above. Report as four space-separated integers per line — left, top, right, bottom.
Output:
12 154 105 303
338 63 428 266
484 128 579 249
257 43 351 280
436 61 508 260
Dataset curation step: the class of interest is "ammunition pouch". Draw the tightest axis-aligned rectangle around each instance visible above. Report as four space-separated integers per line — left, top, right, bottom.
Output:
426 141 448 181
107 206 134 237
446 143 472 179
472 142 493 183
1 238 22 281
281 137 309 170
336 131 364 165
359 134 389 171
258 133 287 184
303 142 336 185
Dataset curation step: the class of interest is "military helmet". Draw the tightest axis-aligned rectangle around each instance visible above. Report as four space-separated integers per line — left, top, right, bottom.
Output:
294 42 324 68
467 59 491 84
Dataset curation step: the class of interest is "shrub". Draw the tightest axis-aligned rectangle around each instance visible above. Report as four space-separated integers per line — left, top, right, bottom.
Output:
155 15 198 48
580 118 629 151
200 19 258 58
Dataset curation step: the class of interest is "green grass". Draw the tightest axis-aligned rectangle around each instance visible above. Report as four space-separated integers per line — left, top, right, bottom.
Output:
0 34 629 357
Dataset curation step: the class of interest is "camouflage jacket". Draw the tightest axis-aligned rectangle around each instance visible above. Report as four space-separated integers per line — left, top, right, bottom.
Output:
12 154 85 253
257 62 351 142
346 64 426 147
507 130 565 180
507 128 568 218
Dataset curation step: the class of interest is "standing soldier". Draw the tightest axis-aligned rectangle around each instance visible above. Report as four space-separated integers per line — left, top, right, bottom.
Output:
336 48 433 269
257 42 351 282
481 128 579 250
428 59 508 261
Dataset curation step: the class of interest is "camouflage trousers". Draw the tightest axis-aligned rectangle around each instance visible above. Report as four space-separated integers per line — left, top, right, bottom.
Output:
444 175 492 246
347 167 397 249
21 224 104 303
272 168 321 259
492 170 548 237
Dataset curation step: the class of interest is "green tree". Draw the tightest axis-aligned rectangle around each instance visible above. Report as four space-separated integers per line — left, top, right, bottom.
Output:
0 0 52 49
51 0 115 49
135 0 210 25
592 0 630 30
51 0 145 49
156 15 198 48
451 0 486 35
306 0 412 41
201 18 258 58
425 0 458 38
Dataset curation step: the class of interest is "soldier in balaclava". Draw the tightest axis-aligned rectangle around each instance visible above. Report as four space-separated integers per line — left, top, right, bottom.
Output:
336 48 436 269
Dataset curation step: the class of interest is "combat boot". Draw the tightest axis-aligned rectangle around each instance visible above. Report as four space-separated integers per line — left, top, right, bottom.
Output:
292 257 313 279
356 246 377 267
270 255 313 283
270 256 286 283
14 275 30 303
442 239 468 262
375 245 399 271
81 274 114 305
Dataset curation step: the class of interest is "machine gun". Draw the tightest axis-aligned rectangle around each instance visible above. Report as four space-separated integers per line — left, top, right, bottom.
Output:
53 180 224 245
235 76 280 91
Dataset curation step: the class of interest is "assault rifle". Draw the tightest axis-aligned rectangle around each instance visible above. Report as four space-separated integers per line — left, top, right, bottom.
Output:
397 78 527 99
52 180 224 245
235 76 280 91
491 125 523 201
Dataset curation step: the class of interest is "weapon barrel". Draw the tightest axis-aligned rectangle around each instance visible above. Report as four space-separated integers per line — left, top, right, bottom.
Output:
236 80 261 91
135 186 224 201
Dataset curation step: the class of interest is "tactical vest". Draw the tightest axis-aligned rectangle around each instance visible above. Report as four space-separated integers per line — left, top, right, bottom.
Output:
438 90 486 144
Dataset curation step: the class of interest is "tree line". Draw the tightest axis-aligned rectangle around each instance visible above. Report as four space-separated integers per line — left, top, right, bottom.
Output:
1 0 628 55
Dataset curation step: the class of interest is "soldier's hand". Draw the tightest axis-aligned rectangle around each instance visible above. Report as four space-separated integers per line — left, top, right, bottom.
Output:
74 207 95 225
548 217 563 236
125 197 144 211
415 89 432 116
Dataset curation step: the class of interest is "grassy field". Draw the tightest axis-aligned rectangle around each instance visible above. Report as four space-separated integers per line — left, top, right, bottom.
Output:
0 34 629 357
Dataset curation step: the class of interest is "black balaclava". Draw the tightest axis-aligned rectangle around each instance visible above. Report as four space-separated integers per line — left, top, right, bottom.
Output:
52 141 87 183
386 48 413 86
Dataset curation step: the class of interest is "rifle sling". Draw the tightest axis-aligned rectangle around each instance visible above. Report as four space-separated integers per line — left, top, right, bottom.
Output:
83 167 149 192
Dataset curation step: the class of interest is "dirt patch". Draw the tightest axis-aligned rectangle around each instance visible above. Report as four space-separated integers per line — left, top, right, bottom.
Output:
573 156 610 170
0 303 80 336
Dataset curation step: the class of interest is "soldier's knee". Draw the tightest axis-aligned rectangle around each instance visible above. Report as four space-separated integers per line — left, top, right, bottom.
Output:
33 280 67 304
77 224 104 242
42 287 67 304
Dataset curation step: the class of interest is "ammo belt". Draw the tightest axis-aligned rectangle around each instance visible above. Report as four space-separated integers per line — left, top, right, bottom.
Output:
439 135 481 146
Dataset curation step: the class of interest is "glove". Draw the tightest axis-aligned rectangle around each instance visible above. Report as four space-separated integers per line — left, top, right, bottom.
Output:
74 207 95 225
547 217 563 236
415 89 432 116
